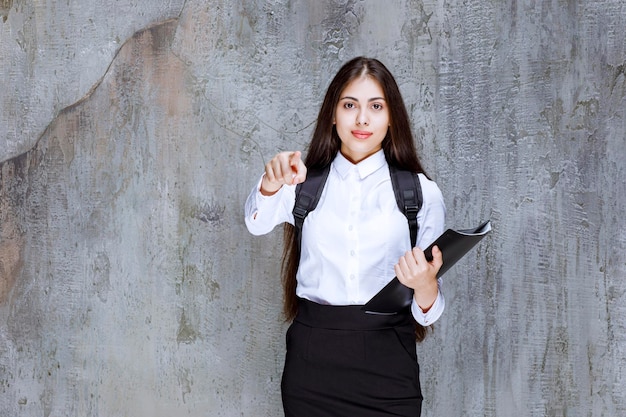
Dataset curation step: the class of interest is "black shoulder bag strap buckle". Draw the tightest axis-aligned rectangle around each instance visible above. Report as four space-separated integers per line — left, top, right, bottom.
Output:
293 165 331 248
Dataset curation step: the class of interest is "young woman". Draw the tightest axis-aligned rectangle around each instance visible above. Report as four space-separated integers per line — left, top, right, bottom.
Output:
245 57 446 416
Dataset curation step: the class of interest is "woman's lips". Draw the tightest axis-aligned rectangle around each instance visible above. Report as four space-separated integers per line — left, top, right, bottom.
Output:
352 130 372 139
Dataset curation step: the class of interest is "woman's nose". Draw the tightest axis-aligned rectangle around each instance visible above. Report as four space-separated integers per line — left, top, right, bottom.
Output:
356 110 369 126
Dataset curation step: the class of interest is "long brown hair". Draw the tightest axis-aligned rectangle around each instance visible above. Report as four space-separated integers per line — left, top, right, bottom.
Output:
281 57 431 341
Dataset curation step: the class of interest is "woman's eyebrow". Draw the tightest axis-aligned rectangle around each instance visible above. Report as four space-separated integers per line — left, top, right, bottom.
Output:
339 96 386 102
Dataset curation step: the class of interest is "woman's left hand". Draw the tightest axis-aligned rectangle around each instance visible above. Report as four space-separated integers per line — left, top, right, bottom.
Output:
394 246 443 312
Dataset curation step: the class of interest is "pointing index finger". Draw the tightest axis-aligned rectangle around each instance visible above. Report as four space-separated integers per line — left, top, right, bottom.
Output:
290 151 302 168
289 151 306 184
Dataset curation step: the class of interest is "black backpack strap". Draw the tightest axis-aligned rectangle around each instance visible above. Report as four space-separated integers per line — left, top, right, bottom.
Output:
389 165 423 248
387 166 423 314
293 165 331 248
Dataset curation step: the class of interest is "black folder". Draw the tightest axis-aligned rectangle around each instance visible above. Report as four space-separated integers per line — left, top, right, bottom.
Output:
362 220 492 314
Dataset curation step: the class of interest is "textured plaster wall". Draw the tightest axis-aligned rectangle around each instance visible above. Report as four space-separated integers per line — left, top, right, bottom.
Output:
1 1 625 416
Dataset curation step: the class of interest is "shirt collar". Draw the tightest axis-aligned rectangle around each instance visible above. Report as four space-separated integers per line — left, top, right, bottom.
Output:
333 149 387 180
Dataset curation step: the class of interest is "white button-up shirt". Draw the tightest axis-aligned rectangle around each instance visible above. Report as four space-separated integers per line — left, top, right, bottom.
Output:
245 150 446 325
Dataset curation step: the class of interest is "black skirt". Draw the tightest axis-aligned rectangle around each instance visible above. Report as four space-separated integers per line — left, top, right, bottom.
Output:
281 298 422 417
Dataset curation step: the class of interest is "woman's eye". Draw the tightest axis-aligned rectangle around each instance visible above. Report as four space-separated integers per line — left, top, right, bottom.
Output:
344 102 355 109
372 103 383 110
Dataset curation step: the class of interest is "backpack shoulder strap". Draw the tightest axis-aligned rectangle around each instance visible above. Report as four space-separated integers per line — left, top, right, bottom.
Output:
389 165 423 248
292 165 331 247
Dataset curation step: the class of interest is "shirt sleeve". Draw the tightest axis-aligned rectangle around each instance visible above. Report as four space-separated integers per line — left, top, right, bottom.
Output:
411 286 445 326
244 174 296 236
411 174 447 325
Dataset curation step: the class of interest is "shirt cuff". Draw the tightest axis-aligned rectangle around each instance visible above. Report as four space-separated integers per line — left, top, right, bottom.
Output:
244 175 294 235
411 289 445 326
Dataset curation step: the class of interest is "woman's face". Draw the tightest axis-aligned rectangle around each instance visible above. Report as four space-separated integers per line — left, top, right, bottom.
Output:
334 76 390 164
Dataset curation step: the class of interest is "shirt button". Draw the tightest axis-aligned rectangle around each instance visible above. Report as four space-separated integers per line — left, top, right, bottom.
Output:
350 250 356 256
348 225 353 231
350 274 356 280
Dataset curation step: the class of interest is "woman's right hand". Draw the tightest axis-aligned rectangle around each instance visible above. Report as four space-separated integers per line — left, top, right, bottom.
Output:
260 151 308 196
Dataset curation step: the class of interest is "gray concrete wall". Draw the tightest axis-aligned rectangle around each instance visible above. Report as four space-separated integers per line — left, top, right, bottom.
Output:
1 1 624 416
